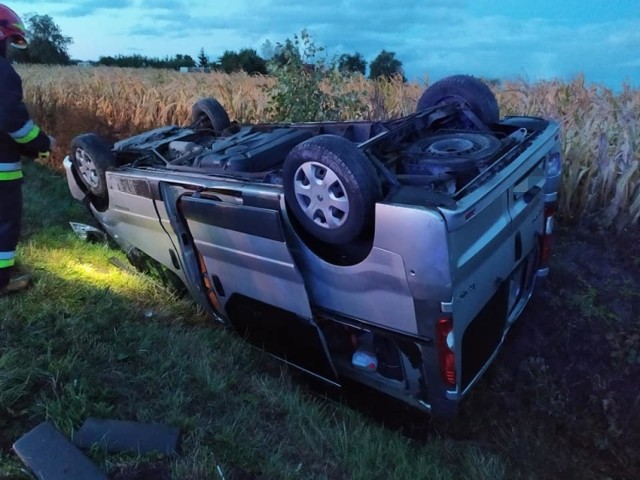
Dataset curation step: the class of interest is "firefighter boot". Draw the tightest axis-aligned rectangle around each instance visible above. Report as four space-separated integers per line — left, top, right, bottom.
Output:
0 274 30 296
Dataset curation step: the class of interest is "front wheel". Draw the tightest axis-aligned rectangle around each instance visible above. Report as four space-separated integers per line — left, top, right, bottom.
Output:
191 98 231 133
283 135 381 245
69 133 116 204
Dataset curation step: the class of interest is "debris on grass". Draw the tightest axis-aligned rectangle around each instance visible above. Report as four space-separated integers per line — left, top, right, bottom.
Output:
70 222 107 243
72 418 180 455
13 421 107 480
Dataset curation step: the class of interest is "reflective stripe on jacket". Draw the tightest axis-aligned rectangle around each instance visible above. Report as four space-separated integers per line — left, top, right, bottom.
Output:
0 161 22 181
0 250 16 269
10 119 41 144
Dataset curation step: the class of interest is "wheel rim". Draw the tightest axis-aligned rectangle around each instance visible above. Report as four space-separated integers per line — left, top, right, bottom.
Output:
74 147 100 189
427 138 476 156
409 133 498 159
197 113 212 130
293 161 349 230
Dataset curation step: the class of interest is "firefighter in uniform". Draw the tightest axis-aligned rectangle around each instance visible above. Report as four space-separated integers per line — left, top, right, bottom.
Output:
0 4 53 295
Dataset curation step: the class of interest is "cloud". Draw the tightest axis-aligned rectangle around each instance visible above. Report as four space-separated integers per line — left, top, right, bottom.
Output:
116 2 640 87
11 0 134 18
138 0 182 9
10 0 640 88
618 58 640 69
130 1 467 42
62 0 133 18
606 28 640 48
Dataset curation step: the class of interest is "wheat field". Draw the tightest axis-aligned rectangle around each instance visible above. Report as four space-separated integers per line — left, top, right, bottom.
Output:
17 65 640 229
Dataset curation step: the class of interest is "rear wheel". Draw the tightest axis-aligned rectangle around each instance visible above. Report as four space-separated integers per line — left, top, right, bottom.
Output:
417 75 499 127
69 133 116 205
283 135 381 245
191 98 230 133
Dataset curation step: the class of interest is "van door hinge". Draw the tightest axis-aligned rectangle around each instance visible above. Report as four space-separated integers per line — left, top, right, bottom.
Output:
440 301 453 313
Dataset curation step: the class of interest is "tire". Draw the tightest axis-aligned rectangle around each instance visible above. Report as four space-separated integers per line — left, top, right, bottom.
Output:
402 133 501 174
191 98 231 133
417 75 499 126
69 133 116 200
283 135 381 245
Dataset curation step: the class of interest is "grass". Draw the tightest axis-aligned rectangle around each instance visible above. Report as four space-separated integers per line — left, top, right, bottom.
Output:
2 162 638 480
2 162 512 479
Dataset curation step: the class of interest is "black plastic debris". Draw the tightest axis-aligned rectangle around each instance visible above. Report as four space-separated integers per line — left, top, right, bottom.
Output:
108 256 138 274
13 421 107 480
72 418 180 455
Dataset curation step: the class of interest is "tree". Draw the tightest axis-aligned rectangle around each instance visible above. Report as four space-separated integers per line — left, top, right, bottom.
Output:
218 48 267 75
338 52 367 75
269 38 301 69
237 48 267 75
9 14 72 64
197 48 209 68
260 39 276 61
165 54 196 70
369 50 404 81
218 50 242 73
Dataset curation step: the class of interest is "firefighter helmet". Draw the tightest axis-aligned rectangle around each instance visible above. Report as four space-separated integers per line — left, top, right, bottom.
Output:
0 5 27 49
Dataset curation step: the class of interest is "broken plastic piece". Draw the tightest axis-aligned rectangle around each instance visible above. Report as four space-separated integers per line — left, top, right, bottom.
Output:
108 257 137 274
352 348 378 371
72 418 180 455
13 421 107 480
70 222 106 242
351 331 378 371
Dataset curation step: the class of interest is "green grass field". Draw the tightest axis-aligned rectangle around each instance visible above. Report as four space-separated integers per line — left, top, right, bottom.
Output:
1 162 509 480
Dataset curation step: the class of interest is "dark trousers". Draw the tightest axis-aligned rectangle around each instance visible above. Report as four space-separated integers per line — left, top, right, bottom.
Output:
0 178 22 288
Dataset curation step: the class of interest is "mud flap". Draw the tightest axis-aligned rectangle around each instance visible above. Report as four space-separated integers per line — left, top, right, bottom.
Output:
160 182 339 385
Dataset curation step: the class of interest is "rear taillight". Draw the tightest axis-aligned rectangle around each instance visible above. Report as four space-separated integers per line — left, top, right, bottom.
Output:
546 152 562 178
436 317 456 387
539 205 556 267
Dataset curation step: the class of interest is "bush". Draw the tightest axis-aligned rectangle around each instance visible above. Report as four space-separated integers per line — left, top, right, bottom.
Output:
265 30 367 122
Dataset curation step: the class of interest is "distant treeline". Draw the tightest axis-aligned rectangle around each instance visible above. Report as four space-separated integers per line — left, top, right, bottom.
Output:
12 14 407 80
96 48 270 75
95 54 200 71
92 45 404 80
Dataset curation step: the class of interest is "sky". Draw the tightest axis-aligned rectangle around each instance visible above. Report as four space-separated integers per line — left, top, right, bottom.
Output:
7 0 640 89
